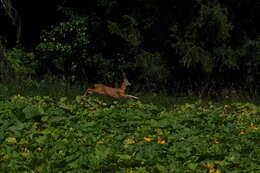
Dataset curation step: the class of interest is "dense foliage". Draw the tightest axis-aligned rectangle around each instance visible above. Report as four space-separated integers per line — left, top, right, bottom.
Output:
0 0 260 94
1 2 260 172
0 96 260 172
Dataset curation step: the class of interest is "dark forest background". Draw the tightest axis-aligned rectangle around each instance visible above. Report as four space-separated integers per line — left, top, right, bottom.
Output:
0 0 260 98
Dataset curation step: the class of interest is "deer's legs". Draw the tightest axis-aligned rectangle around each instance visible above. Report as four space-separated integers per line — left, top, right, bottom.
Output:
123 94 139 99
87 88 94 94
83 88 94 96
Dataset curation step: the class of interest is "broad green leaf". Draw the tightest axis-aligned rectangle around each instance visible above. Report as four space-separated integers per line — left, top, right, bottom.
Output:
5 137 17 143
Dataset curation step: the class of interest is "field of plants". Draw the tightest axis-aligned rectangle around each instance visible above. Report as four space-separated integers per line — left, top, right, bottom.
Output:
0 95 260 173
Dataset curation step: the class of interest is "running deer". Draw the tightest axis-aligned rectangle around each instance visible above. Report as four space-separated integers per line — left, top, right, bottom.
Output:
83 73 138 99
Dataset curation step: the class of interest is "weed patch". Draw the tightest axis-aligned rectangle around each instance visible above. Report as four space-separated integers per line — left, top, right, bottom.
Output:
0 96 260 172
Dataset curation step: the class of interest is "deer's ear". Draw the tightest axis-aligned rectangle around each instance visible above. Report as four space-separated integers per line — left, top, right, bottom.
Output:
123 72 127 79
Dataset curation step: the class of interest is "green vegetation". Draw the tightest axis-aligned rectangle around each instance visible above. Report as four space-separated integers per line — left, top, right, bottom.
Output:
0 78 84 101
1 1 260 94
1 1 260 172
0 96 260 172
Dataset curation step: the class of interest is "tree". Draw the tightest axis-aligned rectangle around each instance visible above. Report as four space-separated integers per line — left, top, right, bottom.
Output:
0 0 21 43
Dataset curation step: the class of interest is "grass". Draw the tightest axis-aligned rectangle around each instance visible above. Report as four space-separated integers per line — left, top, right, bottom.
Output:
0 79 84 101
1 78 260 107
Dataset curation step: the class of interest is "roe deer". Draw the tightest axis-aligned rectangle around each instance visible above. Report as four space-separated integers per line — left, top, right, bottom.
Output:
83 73 138 99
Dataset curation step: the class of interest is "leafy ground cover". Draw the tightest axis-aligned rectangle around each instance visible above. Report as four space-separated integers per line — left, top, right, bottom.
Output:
0 95 260 172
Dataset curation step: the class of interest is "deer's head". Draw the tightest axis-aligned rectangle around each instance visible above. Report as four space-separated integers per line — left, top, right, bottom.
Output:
123 78 131 86
123 72 131 86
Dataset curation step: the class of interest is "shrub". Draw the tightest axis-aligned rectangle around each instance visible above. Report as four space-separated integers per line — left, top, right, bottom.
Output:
0 47 35 81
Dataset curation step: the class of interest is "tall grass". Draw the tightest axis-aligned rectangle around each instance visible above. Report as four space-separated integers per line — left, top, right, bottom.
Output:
0 78 85 100
1 78 260 107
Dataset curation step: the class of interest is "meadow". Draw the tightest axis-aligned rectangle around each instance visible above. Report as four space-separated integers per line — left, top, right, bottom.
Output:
0 91 260 172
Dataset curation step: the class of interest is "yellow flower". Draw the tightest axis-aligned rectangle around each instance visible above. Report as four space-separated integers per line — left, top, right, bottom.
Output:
157 139 166 144
209 168 215 173
215 169 221 173
239 131 245 135
249 125 258 130
202 162 214 169
143 137 153 141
